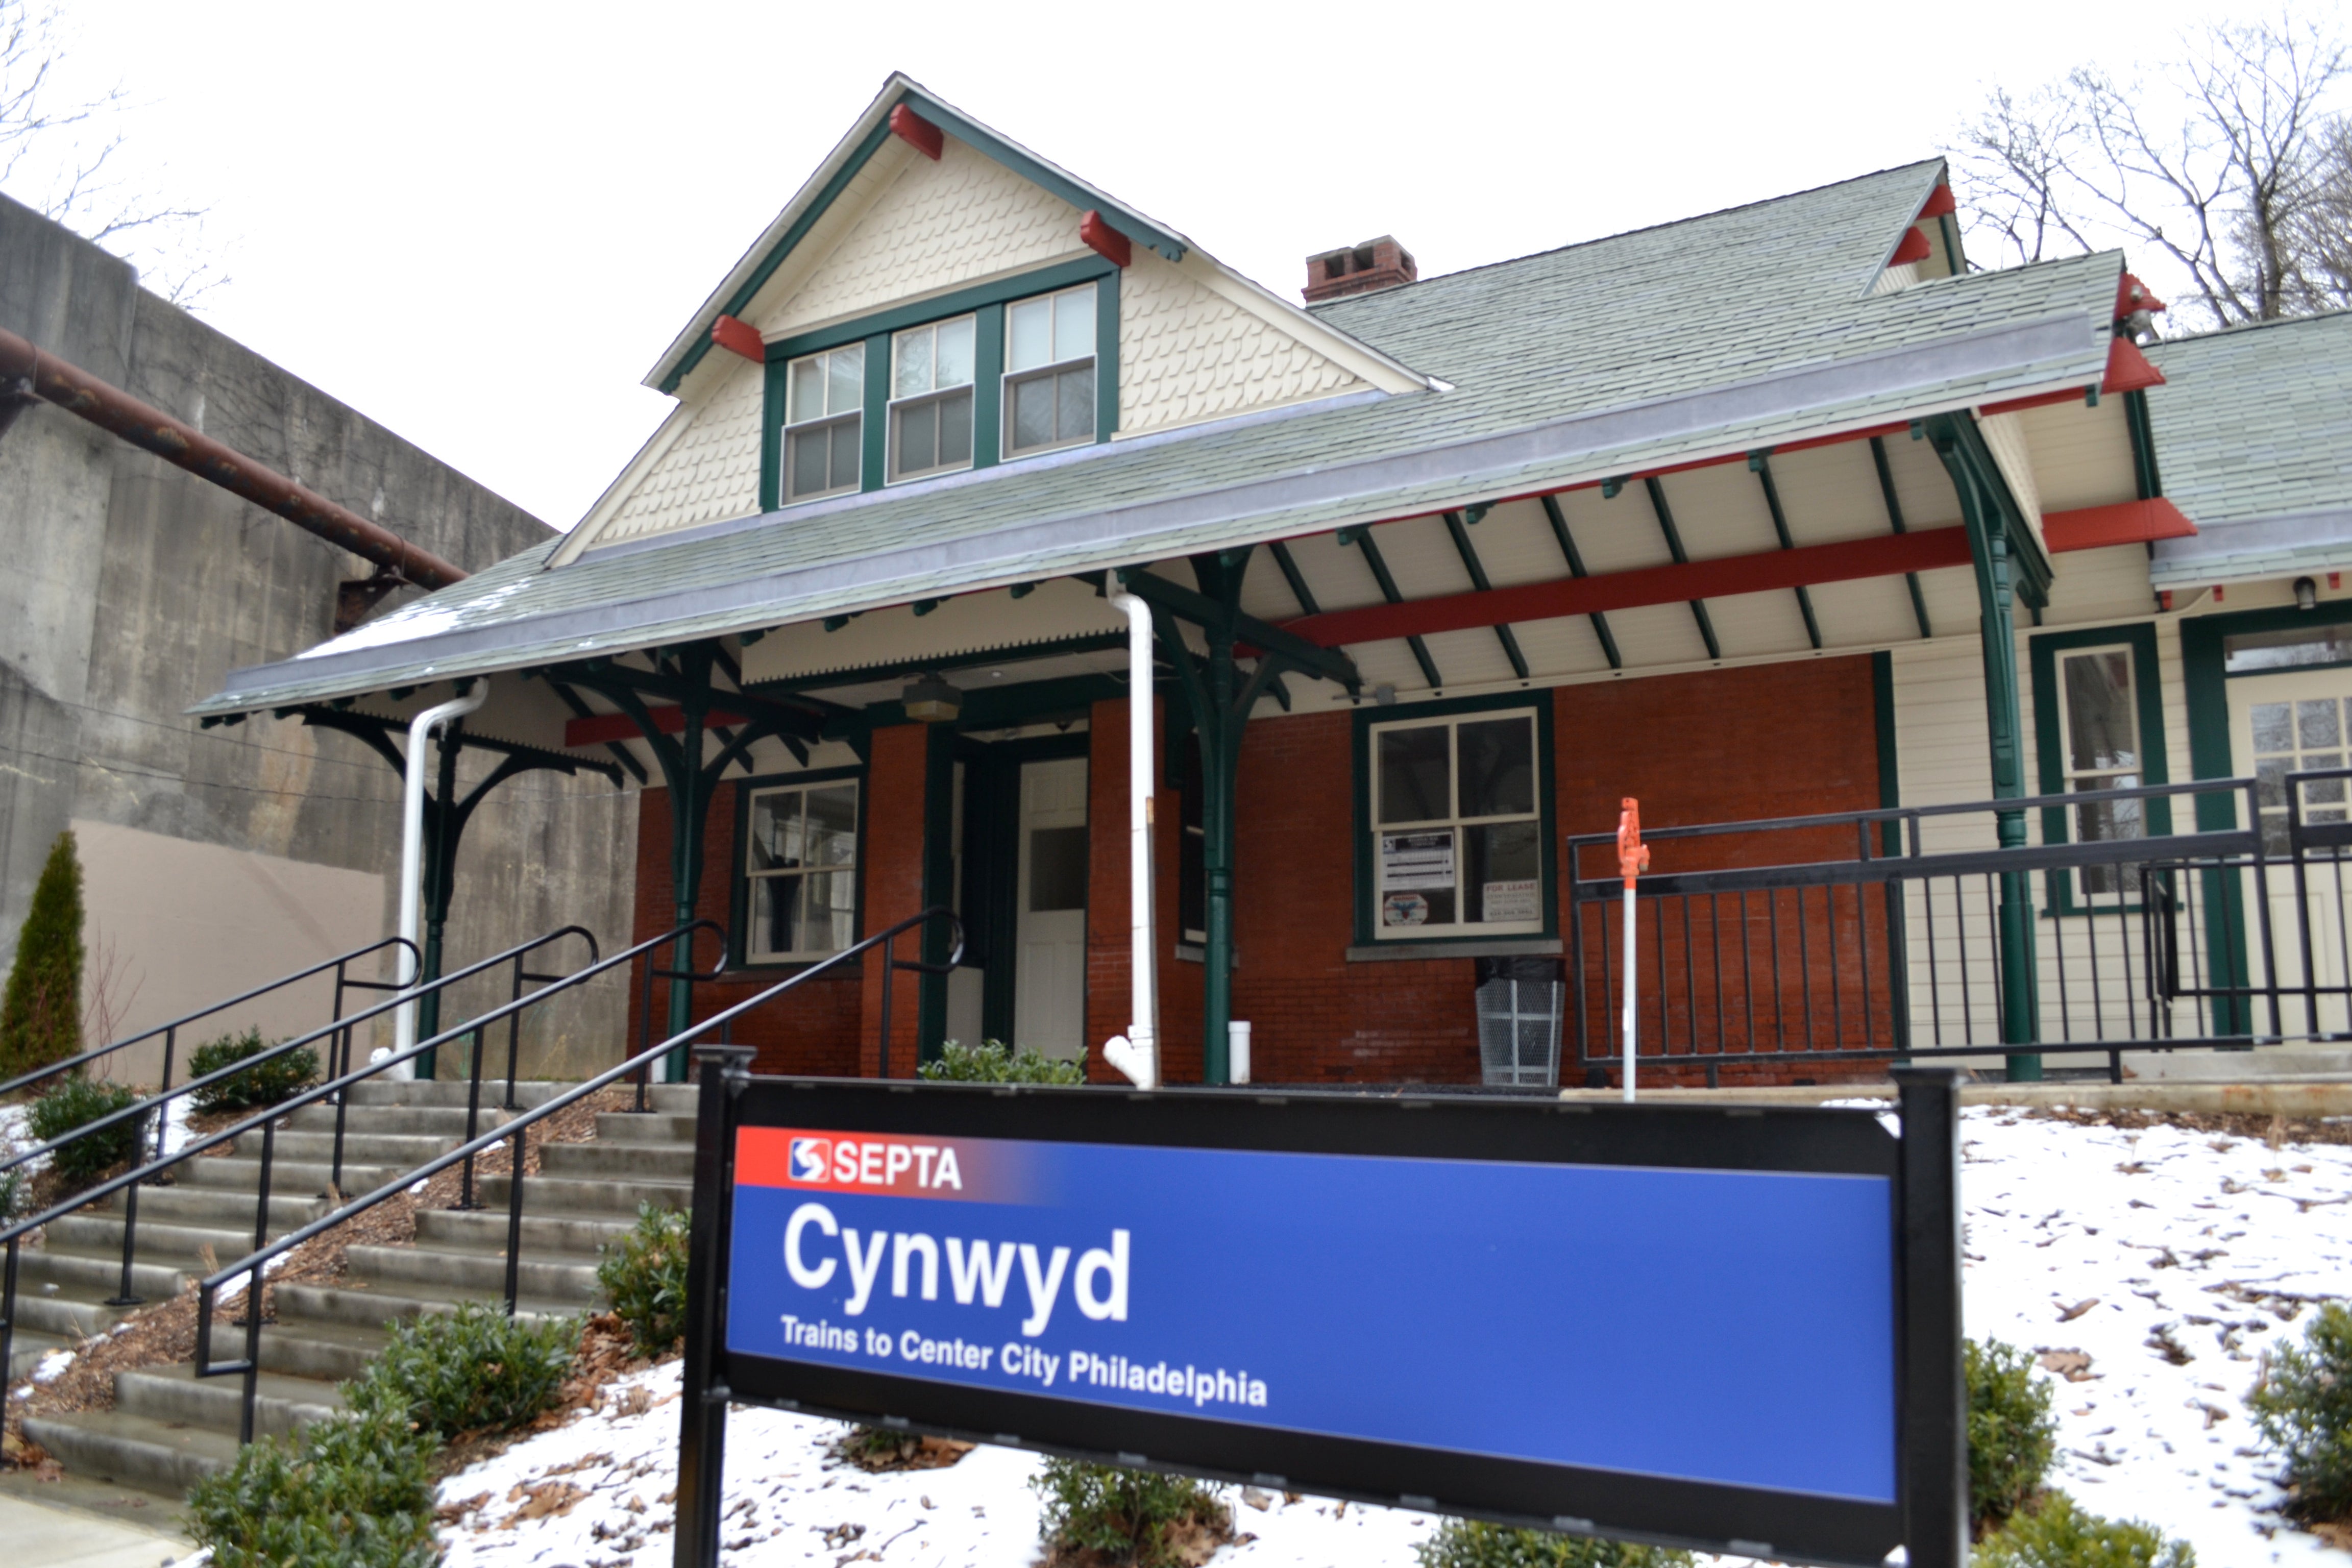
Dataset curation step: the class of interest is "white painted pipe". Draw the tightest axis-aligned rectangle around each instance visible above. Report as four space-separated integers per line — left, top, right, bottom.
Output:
1229 1019 1251 1086
1621 883 1638 1104
1100 591 1157 1090
390 680 488 1077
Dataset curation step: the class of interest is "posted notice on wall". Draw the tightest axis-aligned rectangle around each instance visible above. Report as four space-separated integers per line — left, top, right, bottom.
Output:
1481 879 1540 923
1380 831 1454 891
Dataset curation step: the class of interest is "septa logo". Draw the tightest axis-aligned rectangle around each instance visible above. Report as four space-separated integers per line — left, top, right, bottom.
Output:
789 1138 830 1184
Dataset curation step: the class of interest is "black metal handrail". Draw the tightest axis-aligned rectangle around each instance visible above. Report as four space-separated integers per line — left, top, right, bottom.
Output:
0 934 416 1105
1561 776 2295 1086
0 922 614 1381
192 905 961 1445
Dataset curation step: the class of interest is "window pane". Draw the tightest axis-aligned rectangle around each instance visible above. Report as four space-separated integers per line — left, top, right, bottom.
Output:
1053 285 1094 363
2252 701 2293 755
936 316 975 386
749 791 801 870
1028 825 1088 911
1457 718 1535 818
807 786 857 865
1057 365 1093 443
896 399 937 474
2062 650 2135 774
828 344 863 413
1009 297 1052 371
789 359 823 424
938 388 972 466
2259 756 2291 808
754 875 803 958
894 325 932 399
1378 726 1450 824
1012 374 1054 451
1465 821 1541 923
789 428 829 499
829 418 860 489
2301 699 2342 750
2226 624 2352 672
805 870 854 953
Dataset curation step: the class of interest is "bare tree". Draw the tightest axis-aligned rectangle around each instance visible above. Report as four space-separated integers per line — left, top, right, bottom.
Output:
1952 16 2350 328
0 0 223 306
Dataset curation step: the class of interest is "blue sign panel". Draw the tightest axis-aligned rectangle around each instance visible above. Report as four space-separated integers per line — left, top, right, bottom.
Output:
727 1123 1896 1503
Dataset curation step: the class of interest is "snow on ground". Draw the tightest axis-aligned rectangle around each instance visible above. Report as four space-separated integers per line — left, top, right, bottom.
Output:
436 1108 2352 1567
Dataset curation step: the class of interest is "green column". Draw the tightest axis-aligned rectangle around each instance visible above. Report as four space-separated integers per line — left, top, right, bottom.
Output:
1200 636 1238 1087
1939 421 2041 1080
664 699 708 1083
413 728 462 1081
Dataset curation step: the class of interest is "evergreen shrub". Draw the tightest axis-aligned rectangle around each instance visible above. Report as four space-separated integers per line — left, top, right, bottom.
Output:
1975 1490 2195 1567
28 1076 147 1188
0 830 83 1077
598 1200 691 1355
1033 1456 1230 1566
1414 1520 1692 1567
188 1026 318 1112
2251 1298 2352 1521
1969 1336 2058 1531
184 1399 439 1568
354 1300 580 1440
921 1037 1085 1085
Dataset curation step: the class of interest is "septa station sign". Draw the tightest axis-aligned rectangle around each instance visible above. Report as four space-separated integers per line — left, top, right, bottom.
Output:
673 1070 1965 1568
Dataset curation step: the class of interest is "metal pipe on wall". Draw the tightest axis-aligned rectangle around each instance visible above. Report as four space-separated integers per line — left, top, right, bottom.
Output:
1100 590 1158 1089
0 324 468 591
390 682 489 1075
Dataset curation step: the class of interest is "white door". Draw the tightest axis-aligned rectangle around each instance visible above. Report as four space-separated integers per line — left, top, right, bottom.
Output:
2232 668 2352 1037
1014 757 1089 1059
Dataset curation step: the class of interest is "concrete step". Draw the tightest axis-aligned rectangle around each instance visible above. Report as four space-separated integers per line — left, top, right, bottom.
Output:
346 1079 569 1110
175 1156 406 1196
12 1288 133 1339
415 1206 640 1256
13 1247 187 1303
283 1101 514 1138
23 1406 240 1492
253 1316 390 1383
345 1241 603 1304
96 1182 328 1232
46 1214 283 1273
593 1111 696 1144
114 1362 342 1444
6 1327 72 1381
2127 1047 2352 1082
273 1279 587 1334
228 1129 454 1167
478 1172 691 1218
539 1140 694 1181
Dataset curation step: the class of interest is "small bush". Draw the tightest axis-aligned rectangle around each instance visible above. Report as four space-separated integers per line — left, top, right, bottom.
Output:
185 1399 439 1568
599 1201 691 1356
187 1026 318 1113
1415 1520 1692 1567
1970 1336 2058 1532
922 1037 1085 1085
1975 1490 2195 1567
0 831 83 1077
28 1076 149 1188
2251 1297 2352 1521
1034 1457 1230 1567
349 1300 580 1440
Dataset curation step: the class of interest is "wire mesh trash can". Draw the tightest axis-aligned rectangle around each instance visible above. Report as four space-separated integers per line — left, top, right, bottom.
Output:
1474 955 1565 1088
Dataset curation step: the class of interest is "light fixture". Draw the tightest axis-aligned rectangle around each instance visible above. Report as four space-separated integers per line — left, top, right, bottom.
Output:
2297 576 2320 612
1374 683 1399 706
902 674 963 723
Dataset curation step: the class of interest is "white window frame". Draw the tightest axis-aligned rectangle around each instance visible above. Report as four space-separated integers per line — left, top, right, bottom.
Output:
887 314 977 484
1001 282 1097 460
1368 707 1545 941
781 344 864 504
2053 644 2144 900
743 779 861 963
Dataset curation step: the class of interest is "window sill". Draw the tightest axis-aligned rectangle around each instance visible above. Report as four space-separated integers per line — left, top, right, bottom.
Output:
721 958 863 980
1173 943 1236 967
1346 937 1561 964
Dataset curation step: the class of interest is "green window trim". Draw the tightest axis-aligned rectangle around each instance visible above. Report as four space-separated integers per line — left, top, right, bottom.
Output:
1350 690 1558 947
758 258 1121 511
2028 622 2170 916
727 763 867 972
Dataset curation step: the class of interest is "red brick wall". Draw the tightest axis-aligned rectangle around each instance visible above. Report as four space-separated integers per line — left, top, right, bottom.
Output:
627 781 861 1077
859 725 931 1077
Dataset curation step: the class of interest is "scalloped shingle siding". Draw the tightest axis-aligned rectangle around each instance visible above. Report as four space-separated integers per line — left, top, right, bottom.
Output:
602 356 766 544
1118 255 1369 435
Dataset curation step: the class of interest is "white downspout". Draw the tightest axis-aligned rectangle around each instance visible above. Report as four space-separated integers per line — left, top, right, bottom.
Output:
1100 591 1158 1089
389 680 489 1078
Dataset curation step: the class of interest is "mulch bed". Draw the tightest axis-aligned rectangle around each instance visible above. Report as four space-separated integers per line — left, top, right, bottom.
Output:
3 1082 644 1466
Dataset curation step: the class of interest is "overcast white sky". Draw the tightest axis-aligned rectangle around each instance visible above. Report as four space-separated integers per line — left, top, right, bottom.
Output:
22 0 2350 532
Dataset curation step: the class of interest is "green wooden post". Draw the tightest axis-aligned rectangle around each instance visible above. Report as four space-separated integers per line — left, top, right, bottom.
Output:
1201 632 1238 1087
665 694 708 1083
1933 418 2042 1081
413 725 462 1081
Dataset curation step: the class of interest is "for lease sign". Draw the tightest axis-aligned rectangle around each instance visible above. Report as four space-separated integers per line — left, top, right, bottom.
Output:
726 1124 1897 1504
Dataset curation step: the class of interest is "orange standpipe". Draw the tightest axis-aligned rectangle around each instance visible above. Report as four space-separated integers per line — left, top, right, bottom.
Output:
1616 798 1650 1102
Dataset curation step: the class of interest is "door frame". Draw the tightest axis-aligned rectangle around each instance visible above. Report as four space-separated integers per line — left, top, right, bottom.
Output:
957 732 1091 1047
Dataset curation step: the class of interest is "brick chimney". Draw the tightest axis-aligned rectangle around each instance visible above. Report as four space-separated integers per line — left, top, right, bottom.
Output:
1302 236 1416 303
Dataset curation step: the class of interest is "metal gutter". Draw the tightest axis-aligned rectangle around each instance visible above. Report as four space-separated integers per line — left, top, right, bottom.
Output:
0 325 467 591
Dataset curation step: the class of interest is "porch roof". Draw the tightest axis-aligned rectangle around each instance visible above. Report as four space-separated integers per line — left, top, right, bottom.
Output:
2145 312 2352 588
193 161 2122 720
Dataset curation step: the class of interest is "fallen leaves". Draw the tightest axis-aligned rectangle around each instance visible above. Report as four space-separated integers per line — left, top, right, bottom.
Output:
2057 1298 2100 1322
2037 1350 2096 1382
501 1479 589 1525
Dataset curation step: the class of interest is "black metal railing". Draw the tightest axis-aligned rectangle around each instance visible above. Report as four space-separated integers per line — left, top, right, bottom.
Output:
0 921 625 1386
0 935 416 1110
191 905 960 1444
1562 775 2345 1086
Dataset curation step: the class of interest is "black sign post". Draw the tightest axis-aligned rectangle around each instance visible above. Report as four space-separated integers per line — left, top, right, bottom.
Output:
674 1058 1964 1568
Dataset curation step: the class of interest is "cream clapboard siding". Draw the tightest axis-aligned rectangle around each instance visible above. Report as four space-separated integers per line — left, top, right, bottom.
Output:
1118 251 1371 435
1889 544 2199 1052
